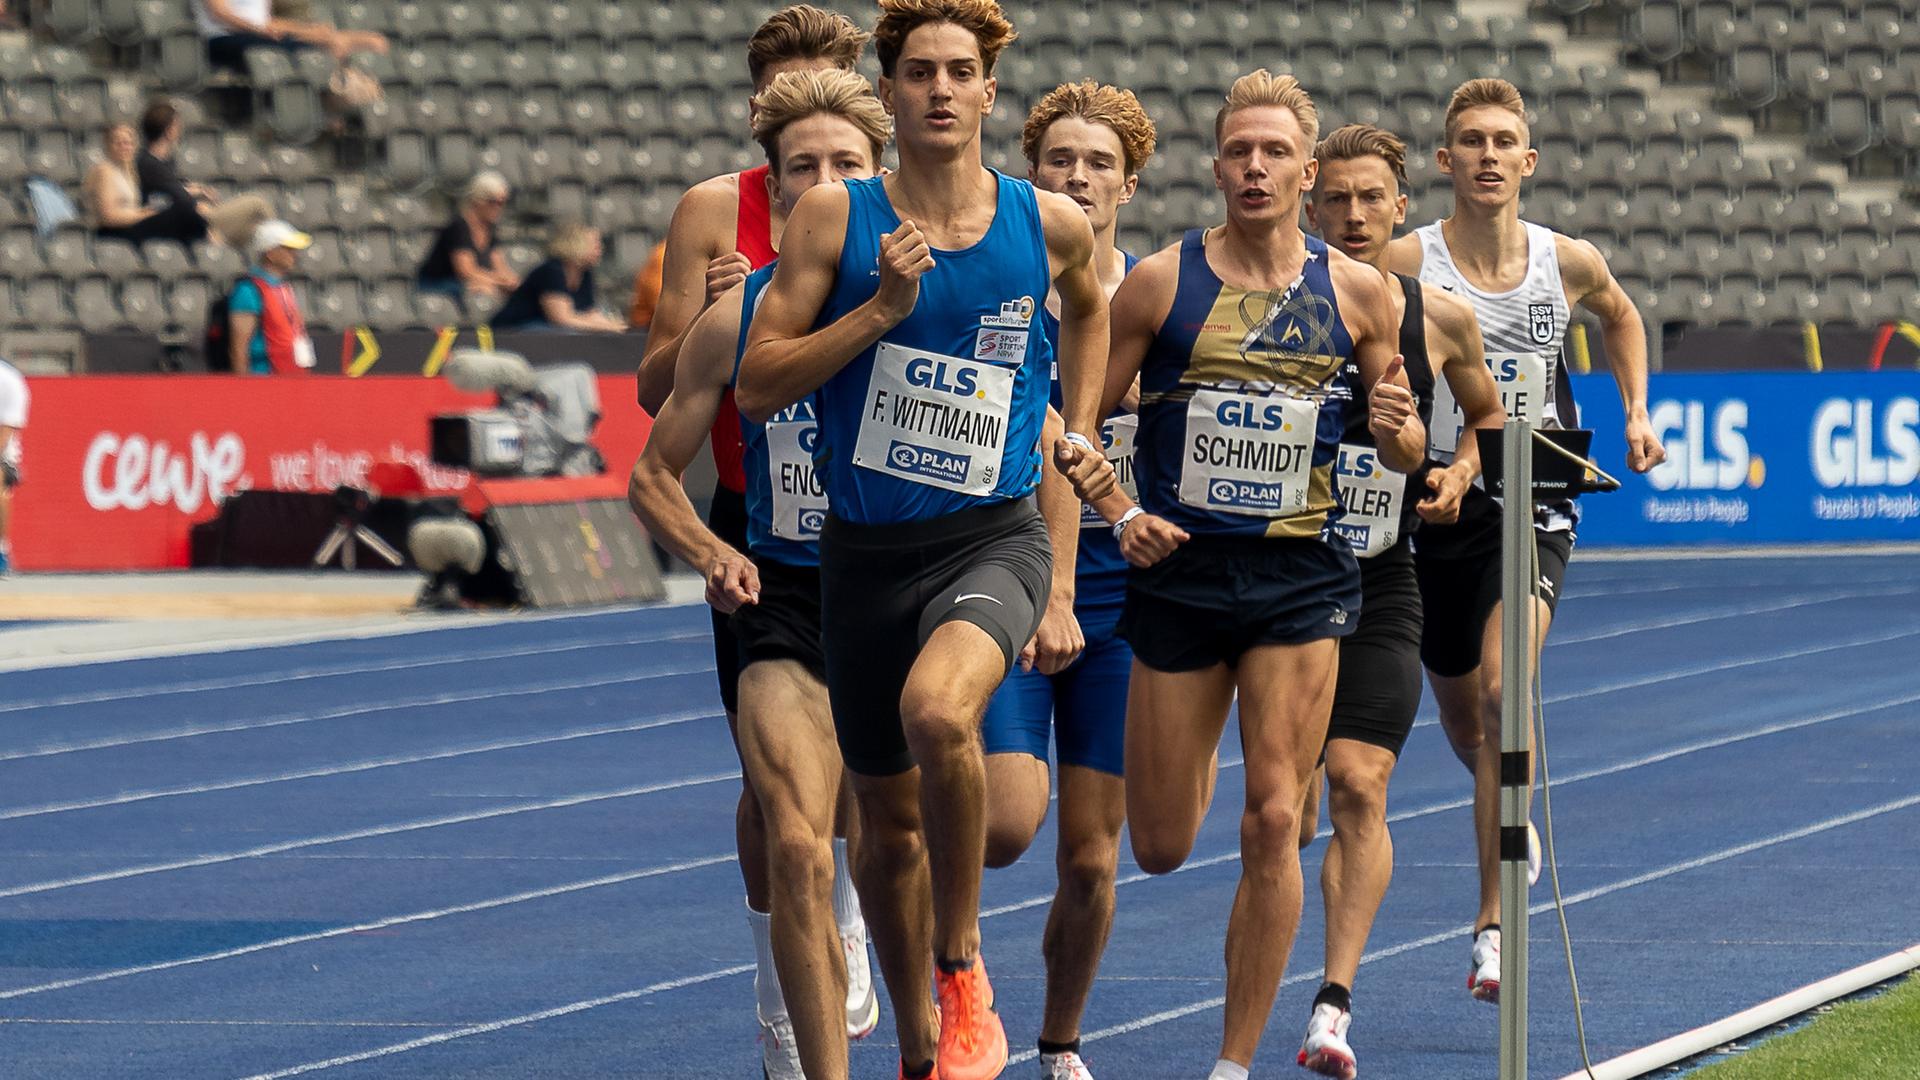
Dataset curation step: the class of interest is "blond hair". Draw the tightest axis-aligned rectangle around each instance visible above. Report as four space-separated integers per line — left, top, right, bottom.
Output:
1214 69 1320 151
746 5 869 88
1021 80 1157 176
548 221 600 263
1314 123 1408 187
872 0 1016 76
1444 78 1528 141
751 68 894 172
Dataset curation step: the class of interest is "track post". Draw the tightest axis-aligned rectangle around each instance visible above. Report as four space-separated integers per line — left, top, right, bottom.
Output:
1499 418 1535 1080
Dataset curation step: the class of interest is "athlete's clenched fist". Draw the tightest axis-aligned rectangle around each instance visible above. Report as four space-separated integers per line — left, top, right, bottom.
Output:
874 220 935 324
1367 354 1416 446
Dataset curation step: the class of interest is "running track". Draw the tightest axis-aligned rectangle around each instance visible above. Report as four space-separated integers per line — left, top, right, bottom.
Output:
2 553 1916 1078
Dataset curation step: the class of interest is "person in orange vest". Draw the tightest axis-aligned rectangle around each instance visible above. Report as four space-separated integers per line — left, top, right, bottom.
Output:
226 220 316 375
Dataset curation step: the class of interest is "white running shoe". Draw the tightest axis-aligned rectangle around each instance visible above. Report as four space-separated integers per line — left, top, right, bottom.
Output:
1041 1049 1095 1079
1527 823 1542 887
1468 928 1501 1003
843 922 880 1040
1297 1003 1357 1078
759 1012 804 1080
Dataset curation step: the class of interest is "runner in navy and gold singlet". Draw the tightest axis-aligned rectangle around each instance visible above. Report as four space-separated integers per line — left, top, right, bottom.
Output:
1064 71 1425 1080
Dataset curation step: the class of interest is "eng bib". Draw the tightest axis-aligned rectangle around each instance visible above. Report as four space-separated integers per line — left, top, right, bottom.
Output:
764 407 828 542
1179 388 1318 517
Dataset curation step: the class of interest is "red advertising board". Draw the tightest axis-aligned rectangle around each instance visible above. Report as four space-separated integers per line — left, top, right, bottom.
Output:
11 375 654 571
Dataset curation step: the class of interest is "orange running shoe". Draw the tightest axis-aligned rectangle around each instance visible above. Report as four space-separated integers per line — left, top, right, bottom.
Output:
934 954 1008 1080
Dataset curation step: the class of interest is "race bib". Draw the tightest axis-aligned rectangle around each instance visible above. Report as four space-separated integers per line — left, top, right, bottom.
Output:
1080 413 1139 528
1331 441 1405 557
853 342 1017 495
1428 351 1549 461
1178 387 1318 517
765 411 828 541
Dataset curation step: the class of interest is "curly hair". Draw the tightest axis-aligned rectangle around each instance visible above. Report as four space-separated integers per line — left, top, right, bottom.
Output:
871 0 1016 77
751 68 894 172
746 5 870 88
1021 80 1157 176
1214 69 1320 152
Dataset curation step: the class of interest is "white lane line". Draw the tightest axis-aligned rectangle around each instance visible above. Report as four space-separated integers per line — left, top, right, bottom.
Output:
0 854 736 1001
236 964 756 1080
0 769 742 901
0 629 707 716
244 791 1920 1077
0 662 716 764
1547 586 1920 647
0 707 725 822
1007 789 1920 1064
1544 625 1920 705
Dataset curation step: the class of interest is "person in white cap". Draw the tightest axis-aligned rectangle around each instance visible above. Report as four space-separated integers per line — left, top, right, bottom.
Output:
224 219 316 375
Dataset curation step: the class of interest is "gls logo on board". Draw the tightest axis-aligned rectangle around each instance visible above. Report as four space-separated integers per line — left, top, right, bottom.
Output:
1647 399 1761 492
1812 397 1920 488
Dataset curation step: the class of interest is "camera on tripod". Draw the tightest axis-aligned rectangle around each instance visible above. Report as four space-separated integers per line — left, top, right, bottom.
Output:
429 349 606 478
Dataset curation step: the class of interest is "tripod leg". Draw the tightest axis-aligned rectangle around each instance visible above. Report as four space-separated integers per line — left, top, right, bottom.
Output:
353 526 406 567
312 525 350 568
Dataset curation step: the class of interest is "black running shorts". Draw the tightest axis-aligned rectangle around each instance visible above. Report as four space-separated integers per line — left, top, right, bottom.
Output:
1328 538 1423 757
1414 525 1574 679
1119 533 1362 673
818 498 1052 777
729 556 826 681
705 487 749 714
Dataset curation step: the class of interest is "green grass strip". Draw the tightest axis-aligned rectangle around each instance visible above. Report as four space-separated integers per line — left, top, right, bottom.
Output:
1688 973 1920 1078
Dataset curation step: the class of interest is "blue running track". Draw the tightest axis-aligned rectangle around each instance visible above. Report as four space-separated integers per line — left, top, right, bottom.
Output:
1 553 1916 1078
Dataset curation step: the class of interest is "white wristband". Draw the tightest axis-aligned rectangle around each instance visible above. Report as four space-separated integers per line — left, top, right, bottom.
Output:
1111 506 1145 539
1063 431 1097 454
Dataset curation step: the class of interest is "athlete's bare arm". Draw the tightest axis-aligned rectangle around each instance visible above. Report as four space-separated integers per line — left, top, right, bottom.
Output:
1332 253 1426 474
1025 405 1086 675
1385 232 1424 279
627 286 759 612
1420 288 1503 524
737 184 931 423
1559 234 1666 473
636 177 747 415
1039 190 1108 442
1098 243 1179 419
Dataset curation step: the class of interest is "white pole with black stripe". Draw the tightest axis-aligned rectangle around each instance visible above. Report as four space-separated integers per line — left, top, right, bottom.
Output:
1499 417 1535 1080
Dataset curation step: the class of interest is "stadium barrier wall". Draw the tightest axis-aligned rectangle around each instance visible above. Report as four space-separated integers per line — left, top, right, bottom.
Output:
1572 371 1920 546
13 374 655 571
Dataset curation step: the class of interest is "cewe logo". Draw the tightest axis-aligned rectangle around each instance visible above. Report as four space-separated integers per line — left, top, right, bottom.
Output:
1812 396 1920 488
1648 399 1757 492
83 430 247 513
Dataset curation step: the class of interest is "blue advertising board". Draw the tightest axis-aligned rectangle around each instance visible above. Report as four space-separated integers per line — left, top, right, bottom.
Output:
1569 371 1920 546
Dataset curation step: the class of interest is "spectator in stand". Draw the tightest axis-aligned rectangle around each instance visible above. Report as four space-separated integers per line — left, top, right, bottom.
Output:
418 172 520 302
0 356 26 576
492 223 627 333
0 0 19 30
627 239 669 330
85 124 165 244
137 100 215 244
194 0 388 72
227 220 317 375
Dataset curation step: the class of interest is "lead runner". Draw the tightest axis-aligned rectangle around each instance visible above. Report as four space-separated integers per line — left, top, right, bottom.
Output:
736 3 1111 1078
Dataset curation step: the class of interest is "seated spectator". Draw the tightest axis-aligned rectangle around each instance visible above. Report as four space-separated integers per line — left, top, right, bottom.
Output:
492 223 628 333
418 172 520 302
136 100 215 245
627 239 668 330
226 220 317 375
194 0 387 73
85 124 165 244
